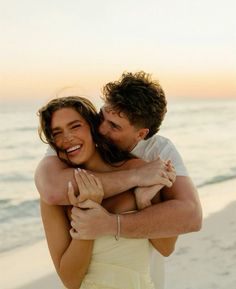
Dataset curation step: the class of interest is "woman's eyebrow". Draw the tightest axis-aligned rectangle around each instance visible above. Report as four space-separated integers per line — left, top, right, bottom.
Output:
67 120 82 126
52 120 81 132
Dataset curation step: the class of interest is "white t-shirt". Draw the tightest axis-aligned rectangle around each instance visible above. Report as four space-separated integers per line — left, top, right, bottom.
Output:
132 134 188 176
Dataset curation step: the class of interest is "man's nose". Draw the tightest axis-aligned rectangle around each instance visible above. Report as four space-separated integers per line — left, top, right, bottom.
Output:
99 121 109 136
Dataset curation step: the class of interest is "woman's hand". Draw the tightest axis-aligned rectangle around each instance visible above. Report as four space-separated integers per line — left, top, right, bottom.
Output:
68 169 104 206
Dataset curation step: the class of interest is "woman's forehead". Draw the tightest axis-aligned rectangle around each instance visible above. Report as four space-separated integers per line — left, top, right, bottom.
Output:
51 108 84 126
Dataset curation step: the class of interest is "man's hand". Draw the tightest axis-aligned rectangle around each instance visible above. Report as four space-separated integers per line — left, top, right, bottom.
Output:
134 158 176 187
70 200 116 240
134 159 176 209
134 185 162 210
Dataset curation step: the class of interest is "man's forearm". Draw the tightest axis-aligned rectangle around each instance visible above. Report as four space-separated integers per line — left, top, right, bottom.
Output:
120 198 201 238
94 170 137 198
35 156 174 206
119 176 202 238
35 156 139 205
34 157 76 205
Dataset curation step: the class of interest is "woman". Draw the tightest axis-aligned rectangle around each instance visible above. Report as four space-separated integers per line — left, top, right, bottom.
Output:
37 96 176 289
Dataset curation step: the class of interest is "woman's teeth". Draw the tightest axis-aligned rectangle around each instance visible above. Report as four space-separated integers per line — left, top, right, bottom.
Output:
67 145 81 153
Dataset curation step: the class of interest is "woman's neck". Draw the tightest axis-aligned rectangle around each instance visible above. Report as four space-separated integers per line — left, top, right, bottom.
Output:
83 150 112 172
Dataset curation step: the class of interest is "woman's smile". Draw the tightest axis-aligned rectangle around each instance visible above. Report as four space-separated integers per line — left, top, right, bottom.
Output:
66 144 82 154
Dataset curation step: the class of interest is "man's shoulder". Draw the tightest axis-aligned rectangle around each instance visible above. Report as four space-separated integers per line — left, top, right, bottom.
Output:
133 135 188 176
137 134 174 151
132 134 175 160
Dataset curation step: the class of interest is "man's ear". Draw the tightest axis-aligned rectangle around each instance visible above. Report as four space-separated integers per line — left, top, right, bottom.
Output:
137 128 149 141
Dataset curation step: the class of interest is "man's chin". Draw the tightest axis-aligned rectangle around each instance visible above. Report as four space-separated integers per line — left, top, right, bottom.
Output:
104 137 123 150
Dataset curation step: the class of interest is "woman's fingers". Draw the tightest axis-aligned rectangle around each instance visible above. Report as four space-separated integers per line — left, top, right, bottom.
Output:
78 169 96 187
74 169 104 204
78 199 101 209
68 181 78 205
93 175 103 191
74 170 88 202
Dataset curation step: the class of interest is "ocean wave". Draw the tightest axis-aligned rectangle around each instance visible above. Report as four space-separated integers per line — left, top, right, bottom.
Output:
0 198 12 207
0 126 37 133
0 172 33 182
0 199 40 221
197 174 236 188
0 154 36 161
0 198 43 253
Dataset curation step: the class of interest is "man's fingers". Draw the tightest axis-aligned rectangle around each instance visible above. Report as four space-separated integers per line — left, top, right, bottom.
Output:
160 176 172 188
71 206 82 216
70 228 80 239
167 172 176 183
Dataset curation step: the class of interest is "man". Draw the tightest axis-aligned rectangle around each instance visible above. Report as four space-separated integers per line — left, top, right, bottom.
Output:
35 71 202 288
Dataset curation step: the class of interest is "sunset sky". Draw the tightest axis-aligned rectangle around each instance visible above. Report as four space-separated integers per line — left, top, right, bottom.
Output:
0 0 235 100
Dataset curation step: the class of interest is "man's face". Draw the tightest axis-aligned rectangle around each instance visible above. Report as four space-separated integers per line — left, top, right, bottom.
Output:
99 104 148 151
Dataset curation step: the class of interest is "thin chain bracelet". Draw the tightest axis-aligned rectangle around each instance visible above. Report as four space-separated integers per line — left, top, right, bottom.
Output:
115 214 120 241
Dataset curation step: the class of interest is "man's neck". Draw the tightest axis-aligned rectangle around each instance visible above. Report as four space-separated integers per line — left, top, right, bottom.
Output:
129 140 141 152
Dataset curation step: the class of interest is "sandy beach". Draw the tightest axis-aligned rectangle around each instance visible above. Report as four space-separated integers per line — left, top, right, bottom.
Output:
1 179 236 289
165 178 236 289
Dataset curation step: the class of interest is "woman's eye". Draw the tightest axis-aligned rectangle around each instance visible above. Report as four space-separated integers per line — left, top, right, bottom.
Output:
72 124 81 129
53 132 60 136
52 131 61 138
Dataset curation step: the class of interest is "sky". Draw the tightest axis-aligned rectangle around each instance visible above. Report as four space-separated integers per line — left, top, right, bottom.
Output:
0 0 235 100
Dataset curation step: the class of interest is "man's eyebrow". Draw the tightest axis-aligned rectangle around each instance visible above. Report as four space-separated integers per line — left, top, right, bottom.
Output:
108 120 121 129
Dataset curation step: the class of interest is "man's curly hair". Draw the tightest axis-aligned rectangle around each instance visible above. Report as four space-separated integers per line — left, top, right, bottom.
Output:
102 71 167 139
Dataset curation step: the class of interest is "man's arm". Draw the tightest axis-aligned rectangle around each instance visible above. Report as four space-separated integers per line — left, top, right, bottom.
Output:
120 176 202 237
69 176 202 238
34 156 171 205
35 157 74 205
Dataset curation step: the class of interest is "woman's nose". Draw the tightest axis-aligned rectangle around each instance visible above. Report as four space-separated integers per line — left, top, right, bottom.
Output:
63 131 74 142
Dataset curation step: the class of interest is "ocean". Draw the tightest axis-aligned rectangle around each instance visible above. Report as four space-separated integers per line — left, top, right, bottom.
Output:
0 98 236 253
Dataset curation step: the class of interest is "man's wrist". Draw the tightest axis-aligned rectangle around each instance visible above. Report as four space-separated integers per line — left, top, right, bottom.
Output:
128 168 139 187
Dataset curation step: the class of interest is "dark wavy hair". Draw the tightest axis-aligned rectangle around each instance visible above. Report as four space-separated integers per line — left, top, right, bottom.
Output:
102 71 167 139
37 96 134 167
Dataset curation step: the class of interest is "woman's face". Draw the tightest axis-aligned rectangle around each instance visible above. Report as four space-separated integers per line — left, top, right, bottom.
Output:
51 107 96 166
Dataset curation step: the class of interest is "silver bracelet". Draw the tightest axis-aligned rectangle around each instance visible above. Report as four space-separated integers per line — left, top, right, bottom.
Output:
115 214 120 241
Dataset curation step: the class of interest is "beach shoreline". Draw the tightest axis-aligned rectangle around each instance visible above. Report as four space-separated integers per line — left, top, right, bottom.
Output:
1 178 236 289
